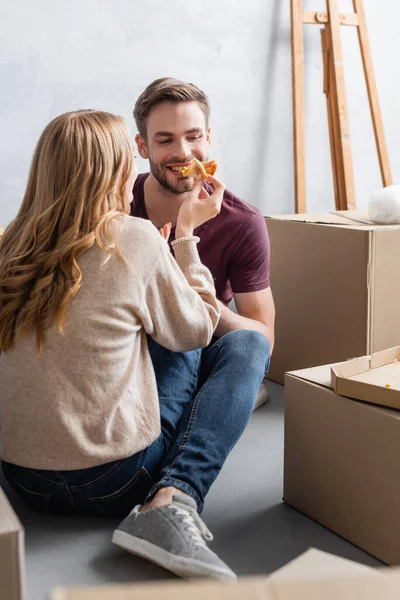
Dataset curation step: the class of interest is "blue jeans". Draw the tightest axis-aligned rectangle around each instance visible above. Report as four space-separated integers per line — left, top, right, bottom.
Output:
2 330 270 517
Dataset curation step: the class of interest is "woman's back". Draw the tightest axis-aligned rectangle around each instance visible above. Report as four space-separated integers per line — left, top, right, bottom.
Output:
0 214 219 470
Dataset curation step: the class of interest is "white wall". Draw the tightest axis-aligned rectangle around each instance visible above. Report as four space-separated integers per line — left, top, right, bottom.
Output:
1 0 399 226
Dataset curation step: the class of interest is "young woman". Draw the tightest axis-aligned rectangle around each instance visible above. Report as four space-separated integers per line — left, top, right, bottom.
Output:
0 109 240 581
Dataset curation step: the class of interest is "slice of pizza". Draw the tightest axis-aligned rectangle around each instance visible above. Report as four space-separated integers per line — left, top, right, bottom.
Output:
181 158 218 179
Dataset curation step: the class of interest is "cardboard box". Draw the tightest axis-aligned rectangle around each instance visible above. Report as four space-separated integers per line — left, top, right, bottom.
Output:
265 210 400 384
331 346 400 409
284 363 400 565
49 549 399 599
0 487 25 600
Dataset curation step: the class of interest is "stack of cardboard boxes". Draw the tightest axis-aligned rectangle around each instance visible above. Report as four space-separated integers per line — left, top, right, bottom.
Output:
266 210 400 566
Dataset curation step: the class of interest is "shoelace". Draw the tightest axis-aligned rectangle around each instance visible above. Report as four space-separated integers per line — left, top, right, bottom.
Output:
169 501 214 547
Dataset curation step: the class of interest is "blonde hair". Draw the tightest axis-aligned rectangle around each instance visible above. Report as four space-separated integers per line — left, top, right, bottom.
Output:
134 77 210 138
0 109 134 352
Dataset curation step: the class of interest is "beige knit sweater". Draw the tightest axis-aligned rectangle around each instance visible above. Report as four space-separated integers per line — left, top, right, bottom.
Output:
0 215 220 470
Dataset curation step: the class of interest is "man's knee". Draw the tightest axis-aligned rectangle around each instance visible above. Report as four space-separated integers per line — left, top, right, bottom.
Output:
218 330 270 364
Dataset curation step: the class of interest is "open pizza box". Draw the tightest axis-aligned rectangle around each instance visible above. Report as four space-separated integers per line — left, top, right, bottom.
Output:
50 549 400 599
331 346 400 409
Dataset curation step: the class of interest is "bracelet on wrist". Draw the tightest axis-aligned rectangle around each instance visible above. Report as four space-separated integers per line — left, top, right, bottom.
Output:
171 235 200 247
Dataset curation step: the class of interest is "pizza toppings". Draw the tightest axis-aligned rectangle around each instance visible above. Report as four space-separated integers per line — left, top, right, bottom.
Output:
181 158 218 180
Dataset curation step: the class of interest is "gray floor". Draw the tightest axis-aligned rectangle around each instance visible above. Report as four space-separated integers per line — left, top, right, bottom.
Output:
0 381 381 599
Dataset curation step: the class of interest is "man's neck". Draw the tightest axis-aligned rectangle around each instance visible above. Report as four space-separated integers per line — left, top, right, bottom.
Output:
144 174 188 229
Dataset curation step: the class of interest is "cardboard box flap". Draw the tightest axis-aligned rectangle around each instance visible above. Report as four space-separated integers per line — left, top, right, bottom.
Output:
287 364 333 389
269 549 372 581
271 570 400 600
50 578 273 600
334 210 400 229
266 210 400 230
332 210 375 224
266 212 364 226
0 488 22 535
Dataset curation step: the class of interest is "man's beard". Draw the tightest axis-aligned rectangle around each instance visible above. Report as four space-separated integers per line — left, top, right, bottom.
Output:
149 158 195 194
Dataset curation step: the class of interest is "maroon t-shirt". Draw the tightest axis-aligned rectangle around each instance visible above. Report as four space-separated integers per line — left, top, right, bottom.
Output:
131 173 270 305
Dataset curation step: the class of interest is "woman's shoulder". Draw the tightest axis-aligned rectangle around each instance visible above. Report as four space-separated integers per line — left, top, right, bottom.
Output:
113 214 166 258
116 214 160 241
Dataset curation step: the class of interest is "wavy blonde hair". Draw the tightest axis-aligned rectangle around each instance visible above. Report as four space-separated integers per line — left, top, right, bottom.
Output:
0 110 134 352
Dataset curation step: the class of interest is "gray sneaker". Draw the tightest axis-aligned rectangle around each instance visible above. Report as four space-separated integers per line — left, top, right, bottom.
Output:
112 494 237 581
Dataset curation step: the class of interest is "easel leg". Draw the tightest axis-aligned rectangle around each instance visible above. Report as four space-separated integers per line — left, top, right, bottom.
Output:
291 0 307 213
327 23 349 211
326 0 356 210
353 0 392 187
321 26 341 211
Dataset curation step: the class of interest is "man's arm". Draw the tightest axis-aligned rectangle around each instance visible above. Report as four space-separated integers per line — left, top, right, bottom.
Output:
214 287 275 353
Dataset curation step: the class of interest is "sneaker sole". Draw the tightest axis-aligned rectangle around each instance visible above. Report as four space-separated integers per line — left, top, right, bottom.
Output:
112 530 236 581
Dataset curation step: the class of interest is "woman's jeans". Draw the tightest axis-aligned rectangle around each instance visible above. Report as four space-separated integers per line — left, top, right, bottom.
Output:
2 330 270 517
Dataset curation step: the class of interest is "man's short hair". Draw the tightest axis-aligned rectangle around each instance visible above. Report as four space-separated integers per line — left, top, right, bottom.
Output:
134 77 210 138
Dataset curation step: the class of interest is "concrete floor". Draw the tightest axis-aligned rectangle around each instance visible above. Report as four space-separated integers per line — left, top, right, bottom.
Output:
0 381 381 599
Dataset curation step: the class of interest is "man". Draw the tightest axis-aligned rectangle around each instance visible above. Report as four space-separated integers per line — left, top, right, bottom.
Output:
112 78 274 580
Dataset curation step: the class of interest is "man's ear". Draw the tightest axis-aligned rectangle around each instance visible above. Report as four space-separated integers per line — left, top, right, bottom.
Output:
206 127 211 146
136 134 149 159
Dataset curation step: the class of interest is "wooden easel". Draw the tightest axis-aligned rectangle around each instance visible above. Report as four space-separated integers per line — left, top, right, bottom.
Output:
291 0 392 213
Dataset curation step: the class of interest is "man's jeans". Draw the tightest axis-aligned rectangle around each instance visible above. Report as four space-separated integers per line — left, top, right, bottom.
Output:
2 330 270 517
